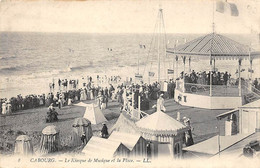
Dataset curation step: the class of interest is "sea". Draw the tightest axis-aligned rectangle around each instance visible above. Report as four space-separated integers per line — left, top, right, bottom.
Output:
0 32 259 99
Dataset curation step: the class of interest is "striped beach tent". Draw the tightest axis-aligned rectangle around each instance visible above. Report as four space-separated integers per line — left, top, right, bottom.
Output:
71 118 93 147
14 135 34 156
39 125 60 154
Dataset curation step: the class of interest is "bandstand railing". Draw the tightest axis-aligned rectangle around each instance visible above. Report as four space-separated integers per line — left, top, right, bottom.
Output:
176 80 240 97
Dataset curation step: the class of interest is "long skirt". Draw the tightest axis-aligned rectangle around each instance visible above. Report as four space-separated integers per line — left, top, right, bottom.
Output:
101 103 106 110
90 92 94 100
2 106 6 115
68 99 72 106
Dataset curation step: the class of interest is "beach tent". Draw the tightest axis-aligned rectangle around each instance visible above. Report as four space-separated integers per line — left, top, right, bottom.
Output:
39 125 60 154
71 118 93 147
135 111 187 158
74 102 107 125
82 136 130 158
14 135 33 156
108 131 147 157
110 112 140 134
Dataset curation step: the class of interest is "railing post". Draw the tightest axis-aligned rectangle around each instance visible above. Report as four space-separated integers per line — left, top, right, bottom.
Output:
249 59 253 91
182 56 186 92
138 95 141 120
238 59 242 97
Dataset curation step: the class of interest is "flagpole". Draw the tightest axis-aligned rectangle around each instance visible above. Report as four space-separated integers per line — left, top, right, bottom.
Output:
138 45 140 75
157 9 161 83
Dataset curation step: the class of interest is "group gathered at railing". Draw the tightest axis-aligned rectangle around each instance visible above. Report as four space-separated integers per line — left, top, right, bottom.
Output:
180 70 232 86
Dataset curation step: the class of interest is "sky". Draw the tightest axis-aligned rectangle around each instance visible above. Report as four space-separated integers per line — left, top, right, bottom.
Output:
0 0 259 34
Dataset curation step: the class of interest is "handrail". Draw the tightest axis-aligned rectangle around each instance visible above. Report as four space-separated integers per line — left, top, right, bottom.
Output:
243 80 260 96
242 85 260 98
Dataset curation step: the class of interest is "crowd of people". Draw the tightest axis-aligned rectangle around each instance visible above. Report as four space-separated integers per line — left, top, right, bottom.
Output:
0 73 178 117
181 70 232 85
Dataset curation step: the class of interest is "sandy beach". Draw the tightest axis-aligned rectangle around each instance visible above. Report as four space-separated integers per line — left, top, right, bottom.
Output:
0 97 227 155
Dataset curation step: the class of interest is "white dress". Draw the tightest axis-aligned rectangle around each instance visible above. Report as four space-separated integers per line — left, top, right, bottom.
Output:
2 103 7 115
68 98 72 105
7 103 12 114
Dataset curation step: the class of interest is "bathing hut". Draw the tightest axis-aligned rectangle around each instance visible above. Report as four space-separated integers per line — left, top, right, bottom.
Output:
39 125 60 154
108 131 147 158
14 135 33 156
71 118 92 147
82 136 130 158
135 111 187 158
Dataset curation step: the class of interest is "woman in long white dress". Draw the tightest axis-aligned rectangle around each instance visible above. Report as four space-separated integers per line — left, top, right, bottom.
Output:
2 102 7 115
80 90 84 101
7 103 12 114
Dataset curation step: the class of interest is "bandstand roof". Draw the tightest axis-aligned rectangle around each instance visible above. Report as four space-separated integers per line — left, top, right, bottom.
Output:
135 111 186 133
167 33 260 59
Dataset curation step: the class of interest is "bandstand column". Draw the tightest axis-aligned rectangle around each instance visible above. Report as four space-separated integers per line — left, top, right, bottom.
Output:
213 58 216 71
238 59 242 97
250 59 253 80
182 56 186 92
210 58 213 96
188 57 191 72
174 55 179 80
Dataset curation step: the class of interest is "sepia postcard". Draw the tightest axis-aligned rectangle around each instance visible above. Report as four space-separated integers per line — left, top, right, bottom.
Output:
0 0 259 167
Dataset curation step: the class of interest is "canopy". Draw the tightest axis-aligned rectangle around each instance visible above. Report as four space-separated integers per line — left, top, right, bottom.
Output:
183 133 252 156
108 131 143 151
216 108 239 120
74 102 107 125
72 117 91 127
217 99 260 119
211 132 260 158
42 125 59 135
240 99 260 109
135 111 186 135
16 135 31 142
82 136 130 157
167 33 260 59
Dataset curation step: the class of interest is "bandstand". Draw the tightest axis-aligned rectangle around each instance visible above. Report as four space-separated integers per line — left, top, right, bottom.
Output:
167 33 260 109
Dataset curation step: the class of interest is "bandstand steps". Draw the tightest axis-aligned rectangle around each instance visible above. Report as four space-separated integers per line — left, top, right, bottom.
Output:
244 93 260 103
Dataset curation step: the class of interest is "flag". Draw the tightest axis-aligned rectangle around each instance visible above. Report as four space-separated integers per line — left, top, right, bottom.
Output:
229 3 239 16
135 74 143 78
168 69 174 74
216 0 239 17
216 1 225 13
248 68 254 73
149 72 155 77
235 69 245 74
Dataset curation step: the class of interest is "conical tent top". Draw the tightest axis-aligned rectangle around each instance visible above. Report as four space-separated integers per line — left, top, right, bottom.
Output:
136 110 186 131
16 135 31 142
42 125 59 135
72 118 91 127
